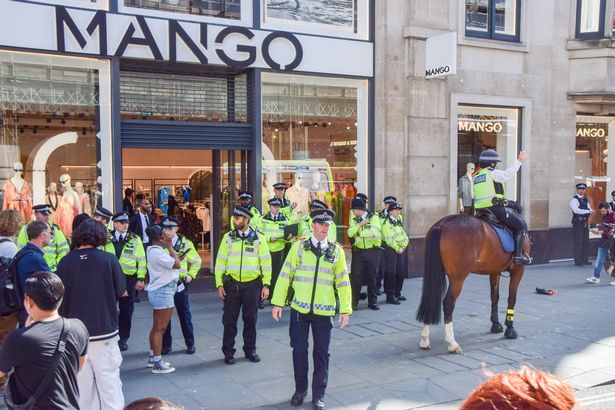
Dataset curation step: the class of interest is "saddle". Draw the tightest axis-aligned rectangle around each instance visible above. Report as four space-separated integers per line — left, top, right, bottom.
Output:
475 209 514 253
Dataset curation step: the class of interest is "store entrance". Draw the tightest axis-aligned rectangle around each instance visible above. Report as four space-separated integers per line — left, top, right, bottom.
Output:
121 148 249 272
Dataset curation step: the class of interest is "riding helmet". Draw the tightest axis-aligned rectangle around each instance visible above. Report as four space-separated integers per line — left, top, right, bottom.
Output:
478 149 502 163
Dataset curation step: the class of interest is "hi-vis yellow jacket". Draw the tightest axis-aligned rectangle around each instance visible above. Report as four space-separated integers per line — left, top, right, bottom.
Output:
214 228 272 288
101 231 147 279
17 223 69 272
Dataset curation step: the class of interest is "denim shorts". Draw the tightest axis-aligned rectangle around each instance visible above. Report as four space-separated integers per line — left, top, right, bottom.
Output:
148 281 177 310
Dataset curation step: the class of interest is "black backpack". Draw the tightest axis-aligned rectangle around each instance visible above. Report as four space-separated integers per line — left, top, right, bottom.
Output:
0 239 32 316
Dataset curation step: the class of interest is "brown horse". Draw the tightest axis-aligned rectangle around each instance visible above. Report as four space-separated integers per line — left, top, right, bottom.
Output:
416 214 531 353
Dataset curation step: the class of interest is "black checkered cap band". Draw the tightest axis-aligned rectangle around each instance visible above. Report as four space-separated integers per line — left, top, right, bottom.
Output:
33 205 51 214
268 198 283 207
273 183 286 190
576 183 587 189
383 196 397 204
239 193 253 199
311 209 335 224
233 207 252 219
112 213 129 222
95 207 113 218
310 200 328 210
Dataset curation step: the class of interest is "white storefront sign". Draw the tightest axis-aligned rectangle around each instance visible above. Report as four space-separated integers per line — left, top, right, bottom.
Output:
0 0 373 77
425 31 457 79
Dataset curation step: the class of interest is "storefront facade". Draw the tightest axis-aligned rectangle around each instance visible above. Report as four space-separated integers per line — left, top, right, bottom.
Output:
0 0 375 260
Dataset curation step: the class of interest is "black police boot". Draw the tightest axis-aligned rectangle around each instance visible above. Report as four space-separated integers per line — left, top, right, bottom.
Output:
512 231 531 265
290 391 307 406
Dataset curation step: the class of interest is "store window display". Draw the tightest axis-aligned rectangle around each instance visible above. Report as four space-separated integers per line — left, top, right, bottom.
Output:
262 73 368 243
0 52 104 238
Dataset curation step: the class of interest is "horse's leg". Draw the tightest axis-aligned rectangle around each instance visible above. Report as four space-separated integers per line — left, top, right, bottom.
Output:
443 277 465 353
504 265 525 339
419 325 430 350
490 273 503 333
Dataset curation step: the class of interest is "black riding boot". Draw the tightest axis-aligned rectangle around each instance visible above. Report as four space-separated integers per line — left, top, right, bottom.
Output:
513 231 531 265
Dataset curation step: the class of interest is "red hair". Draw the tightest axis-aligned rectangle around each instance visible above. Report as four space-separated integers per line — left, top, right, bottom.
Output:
460 366 577 410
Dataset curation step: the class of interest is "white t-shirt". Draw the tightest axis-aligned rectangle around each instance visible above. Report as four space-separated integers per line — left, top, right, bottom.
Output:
0 237 17 258
145 245 179 292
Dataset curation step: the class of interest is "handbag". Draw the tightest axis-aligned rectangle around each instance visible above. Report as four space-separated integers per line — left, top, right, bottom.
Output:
4 318 70 410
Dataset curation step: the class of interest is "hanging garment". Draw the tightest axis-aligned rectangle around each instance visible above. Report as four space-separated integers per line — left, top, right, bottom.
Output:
158 186 171 215
78 192 92 215
55 196 75 237
196 207 210 232
2 179 32 222
182 186 192 203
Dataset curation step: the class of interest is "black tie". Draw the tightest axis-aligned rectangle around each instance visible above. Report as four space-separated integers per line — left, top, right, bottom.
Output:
145 215 150 227
120 235 125 243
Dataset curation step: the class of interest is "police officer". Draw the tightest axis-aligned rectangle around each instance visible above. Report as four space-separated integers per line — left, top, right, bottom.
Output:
347 197 382 310
608 191 615 213
231 191 263 232
570 183 594 266
473 149 531 265
93 206 113 227
376 196 397 293
272 182 299 222
377 196 397 220
381 202 409 304
215 206 272 364
161 217 201 355
299 200 337 242
262 198 290 301
271 207 352 410
106 212 147 352
16 204 69 272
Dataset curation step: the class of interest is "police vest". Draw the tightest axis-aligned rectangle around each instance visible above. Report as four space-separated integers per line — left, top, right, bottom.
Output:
16 223 69 272
473 168 505 209
271 239 352 316
165 235 201 279
214 229 272 287
230 205 263 232
572 195 590 220
262 213 289 252
104 232 147 279
347 212 382 249
299 215 337 242
382 217 409 252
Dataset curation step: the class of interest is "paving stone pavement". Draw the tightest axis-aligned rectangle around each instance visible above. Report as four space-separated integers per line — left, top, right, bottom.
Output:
111 261 615 409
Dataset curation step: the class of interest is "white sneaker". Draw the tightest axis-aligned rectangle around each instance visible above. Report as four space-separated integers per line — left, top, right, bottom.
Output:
152 360 176 374
146 356 170 368
610 281 615 286
586 277 600 284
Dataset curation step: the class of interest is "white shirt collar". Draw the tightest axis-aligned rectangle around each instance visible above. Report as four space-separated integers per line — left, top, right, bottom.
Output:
310 236 328 250
171 235 179 246
115 231 126 241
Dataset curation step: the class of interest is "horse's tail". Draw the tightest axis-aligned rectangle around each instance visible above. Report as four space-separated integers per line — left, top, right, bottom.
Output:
416 224 447 325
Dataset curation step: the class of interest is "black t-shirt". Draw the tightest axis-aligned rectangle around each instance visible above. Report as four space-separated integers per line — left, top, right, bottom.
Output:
0 317 89 409
57 248 126 340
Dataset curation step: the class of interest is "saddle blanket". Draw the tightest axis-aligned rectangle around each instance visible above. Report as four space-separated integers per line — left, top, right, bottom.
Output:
487 224 514 253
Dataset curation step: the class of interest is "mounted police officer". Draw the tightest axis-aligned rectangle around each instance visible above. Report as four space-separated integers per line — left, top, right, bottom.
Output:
215 206 272 364
262 198 290 302
16 204 69 272
570 183 594 266
473 149 530 265
161 216 201 355
106 212 146 352
271 207 352 410
347 197 382 310
300 200 337 242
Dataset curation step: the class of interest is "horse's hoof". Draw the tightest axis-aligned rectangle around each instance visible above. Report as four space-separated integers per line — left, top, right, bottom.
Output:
491 323 504 333
419 340 431 350
448 344 463 354
504 328 518 339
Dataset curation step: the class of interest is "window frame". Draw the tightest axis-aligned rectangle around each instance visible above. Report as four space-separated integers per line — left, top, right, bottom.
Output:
575 0 607 39
464 0 522 43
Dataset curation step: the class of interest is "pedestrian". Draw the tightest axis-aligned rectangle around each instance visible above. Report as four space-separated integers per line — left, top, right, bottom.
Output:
16 204 69 272
129 197 155 248
123 188 135 217
215 206 271 365
93 206 113 227
347 197 382 310
570 182 594 266
376 196 397 294
262 198 290 302
230 191 263 232
15 220 52 326
0 271 89 409
144 224 181 374
160 216 201 355
271 207 352 410
609 190 615 213
57 218 126 410
105 212 147 352
585 202 615 285
381 202 409 304
460 366 577 410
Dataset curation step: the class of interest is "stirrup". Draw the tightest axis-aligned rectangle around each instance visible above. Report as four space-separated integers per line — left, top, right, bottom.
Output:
513 253 532 265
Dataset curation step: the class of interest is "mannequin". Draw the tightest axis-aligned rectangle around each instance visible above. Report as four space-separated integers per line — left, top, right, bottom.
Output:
286 173 310 218
2 162 32 221
458 162 475 215
46 182 59 211
55 174 80 236
74 182 91 215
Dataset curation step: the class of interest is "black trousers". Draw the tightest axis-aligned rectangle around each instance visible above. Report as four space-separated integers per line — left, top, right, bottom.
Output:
163 283 195 349
222 278 261 358
489 205 526 233
351 248 379 308
269 249 285 297
118 275 138 343
384 246 405 299
289 309 332 400
377 247 385 290
572 220 590 265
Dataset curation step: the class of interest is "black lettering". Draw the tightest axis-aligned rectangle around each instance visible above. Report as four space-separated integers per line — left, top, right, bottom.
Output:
169 20 208 64
115 16 163 60
261 31 303 71
56 6 107 54
215 27 256 68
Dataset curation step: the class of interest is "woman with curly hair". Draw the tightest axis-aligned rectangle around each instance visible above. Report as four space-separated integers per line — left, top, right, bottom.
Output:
0 209 23 258
461 366 578 410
